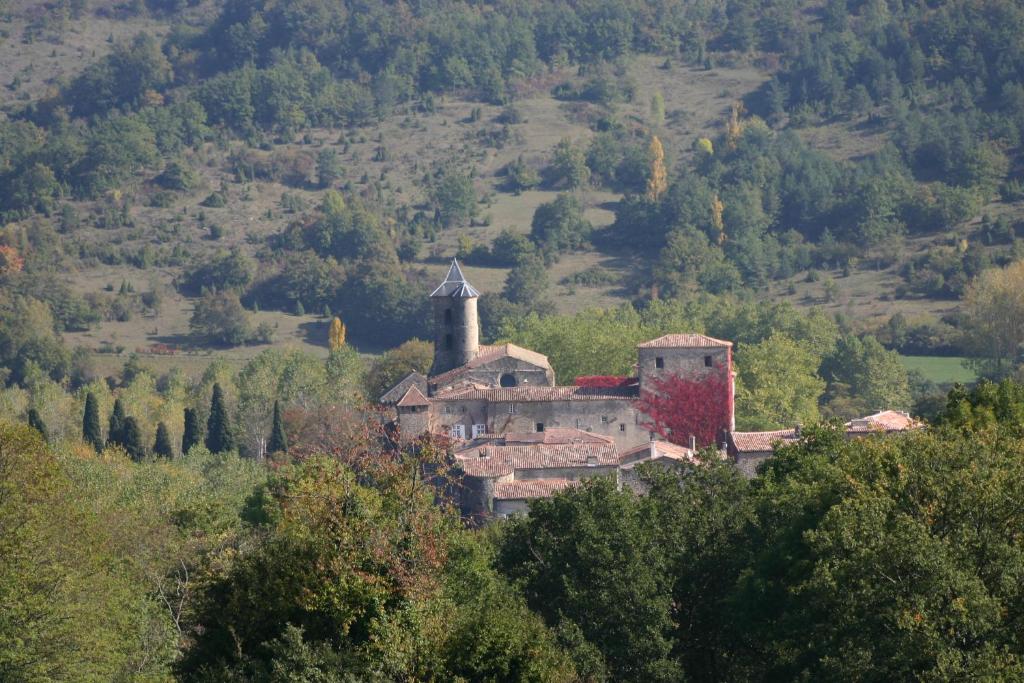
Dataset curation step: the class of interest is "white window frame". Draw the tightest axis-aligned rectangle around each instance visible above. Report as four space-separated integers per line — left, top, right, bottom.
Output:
508 403 517 414
471 423 486 438
449 424 466 440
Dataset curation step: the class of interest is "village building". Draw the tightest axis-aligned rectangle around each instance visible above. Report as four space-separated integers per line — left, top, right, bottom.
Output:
383 260 920 515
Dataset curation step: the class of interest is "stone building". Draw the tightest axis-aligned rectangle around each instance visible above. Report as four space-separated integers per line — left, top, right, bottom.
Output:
388 260 735 452
727 410 921 478
383 261 919 515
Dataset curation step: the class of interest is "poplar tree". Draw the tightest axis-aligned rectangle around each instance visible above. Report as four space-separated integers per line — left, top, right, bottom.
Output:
27 408 48 442
268 399 287 455
122 416 145 461
328 317 346 351
182 407 202 454
154 422 174 458
108 397 126 448
82 392 103 452
646 135 668 201
205 383 234 453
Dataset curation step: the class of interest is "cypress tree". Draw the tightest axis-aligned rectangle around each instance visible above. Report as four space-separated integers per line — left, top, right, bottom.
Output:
182 407 202 455
122 416 145 461
154 422 174 458
205 383 234 453
268 399 287 455
27 408 49 442
108 397 126 448
82 392 103 452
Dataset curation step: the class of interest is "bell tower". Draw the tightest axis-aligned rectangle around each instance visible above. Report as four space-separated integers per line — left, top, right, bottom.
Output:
430 259 480 375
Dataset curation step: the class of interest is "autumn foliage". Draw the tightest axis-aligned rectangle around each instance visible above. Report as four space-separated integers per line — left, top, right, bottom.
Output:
635 368 731 448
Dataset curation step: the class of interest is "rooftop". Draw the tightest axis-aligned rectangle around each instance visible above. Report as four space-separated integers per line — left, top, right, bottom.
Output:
637 334 733 349
457 442 620 477
494 479 578 501
379 371 428 404
395 384 430 408
430 343 551 386
430 258 480 299
433 385 639 402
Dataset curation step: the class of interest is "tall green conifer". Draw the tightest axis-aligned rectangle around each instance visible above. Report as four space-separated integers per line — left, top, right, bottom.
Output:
154 422 174 458
268 399 287 455
108 398 126 448
82 393 103 452
182 407 202 455
205 383 234 453
122 416 144 460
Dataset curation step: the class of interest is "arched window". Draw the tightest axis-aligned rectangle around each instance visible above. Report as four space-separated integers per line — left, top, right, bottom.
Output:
499 373 517 387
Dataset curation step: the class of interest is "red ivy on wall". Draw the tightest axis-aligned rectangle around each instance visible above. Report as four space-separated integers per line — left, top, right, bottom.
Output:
635 367 731 448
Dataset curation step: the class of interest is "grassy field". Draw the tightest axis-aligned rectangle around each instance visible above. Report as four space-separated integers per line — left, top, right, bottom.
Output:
900 355 977 385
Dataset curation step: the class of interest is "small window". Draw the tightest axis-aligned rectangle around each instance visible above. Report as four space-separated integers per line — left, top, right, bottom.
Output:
655 357 664 369
471 423 486 438
449 424 466 439
536 422 544 432
499 373 517 387
601 416 609 424
443 405 451 414
444 308 453 325
445 334 453 349
704 354 713 367
509 404 517 414
619 423 626 432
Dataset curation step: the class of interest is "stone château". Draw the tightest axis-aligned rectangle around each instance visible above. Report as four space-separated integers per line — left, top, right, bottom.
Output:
381 260 917 517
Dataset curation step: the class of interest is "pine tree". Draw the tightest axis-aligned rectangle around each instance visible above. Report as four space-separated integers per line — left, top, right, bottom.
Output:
122 416 145 461
27 408 48 442
107 398 126 448
268 400 288 455
82 392 103 452
205 383 234 454
182 407 202 455
154 422 174 458
328 317 346 351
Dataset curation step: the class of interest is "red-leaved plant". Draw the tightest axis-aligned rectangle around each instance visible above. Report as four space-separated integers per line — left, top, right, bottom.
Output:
635 367 731 448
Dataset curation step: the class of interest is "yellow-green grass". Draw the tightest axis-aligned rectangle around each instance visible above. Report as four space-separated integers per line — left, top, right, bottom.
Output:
900 355 977 385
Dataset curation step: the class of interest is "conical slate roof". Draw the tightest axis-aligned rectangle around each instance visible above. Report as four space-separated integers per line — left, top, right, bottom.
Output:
430 258 480 298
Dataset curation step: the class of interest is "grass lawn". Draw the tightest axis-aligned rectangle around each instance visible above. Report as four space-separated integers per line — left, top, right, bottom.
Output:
900 355 977 385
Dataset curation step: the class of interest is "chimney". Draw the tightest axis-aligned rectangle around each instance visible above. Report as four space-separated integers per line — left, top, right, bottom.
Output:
689 435 697 450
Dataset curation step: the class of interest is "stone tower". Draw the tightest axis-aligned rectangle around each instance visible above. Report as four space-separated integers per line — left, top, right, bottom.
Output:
430 259 480 375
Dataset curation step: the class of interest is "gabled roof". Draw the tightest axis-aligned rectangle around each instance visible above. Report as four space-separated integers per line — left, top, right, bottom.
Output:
845 410 920 433
396 384 429 408
458 442 619 477
432 385 638 402
379 371 428 404
729 429 799 454
430 258 480 298
618 440 697 468
637 334 732 349
429 343 551 386
494 479 577 501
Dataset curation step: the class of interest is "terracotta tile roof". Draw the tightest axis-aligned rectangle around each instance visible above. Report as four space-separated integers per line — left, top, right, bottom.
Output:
396 385 429 407
637 334 732 349
502 428 616 445
845 410 921 433
457 443 619 477
494 479 578 500
433 385 638 402
429 343 552 386
574 375 639 388
379 371 427 404
729 429 799 454
619 440 697 467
